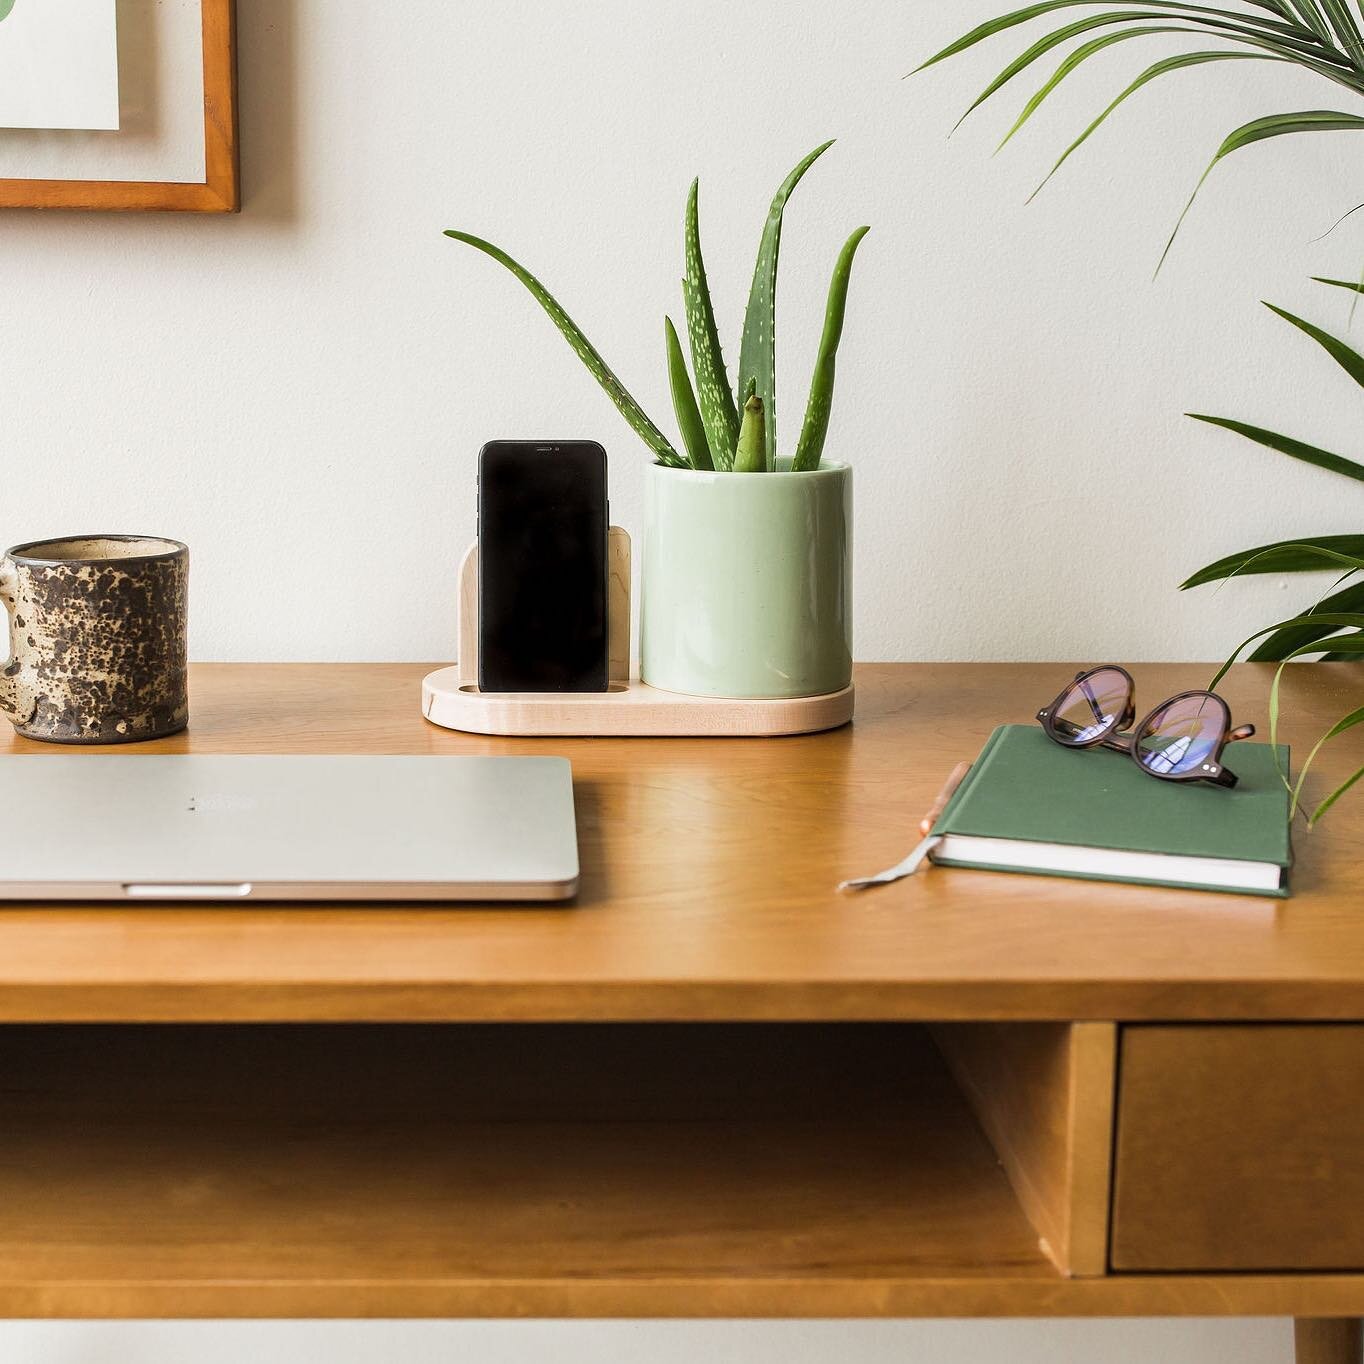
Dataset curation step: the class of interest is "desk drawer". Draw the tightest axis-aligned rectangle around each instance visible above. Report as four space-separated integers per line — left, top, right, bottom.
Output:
1111 1025 1364 1271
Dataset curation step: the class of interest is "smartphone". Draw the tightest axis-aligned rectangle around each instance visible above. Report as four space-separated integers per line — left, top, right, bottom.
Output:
477 440 609 693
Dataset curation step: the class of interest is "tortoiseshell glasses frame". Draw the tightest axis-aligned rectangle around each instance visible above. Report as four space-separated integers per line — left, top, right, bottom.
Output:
1036 665 1255 789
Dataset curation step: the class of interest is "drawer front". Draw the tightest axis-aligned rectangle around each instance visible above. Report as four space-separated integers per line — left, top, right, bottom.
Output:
1111 1025 1364 1272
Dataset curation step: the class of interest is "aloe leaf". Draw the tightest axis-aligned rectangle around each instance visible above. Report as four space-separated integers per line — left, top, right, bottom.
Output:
1249 578 1364 658
444 229 684 468
1263 300 1364 388
738 141 835 473
1029 51 1281 200
664 317 712 471
1182 535 1364 587
913 0 1312 75
1186 413 1364 481
1158 111 1364 272
733 385 767 473
791 227 870 473
683 181 739 473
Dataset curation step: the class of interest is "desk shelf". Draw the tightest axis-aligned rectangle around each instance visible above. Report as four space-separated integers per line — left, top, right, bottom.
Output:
0 1022 1057 1318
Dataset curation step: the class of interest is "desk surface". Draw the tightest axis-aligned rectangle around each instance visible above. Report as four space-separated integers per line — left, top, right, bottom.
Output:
0 661 1361 1024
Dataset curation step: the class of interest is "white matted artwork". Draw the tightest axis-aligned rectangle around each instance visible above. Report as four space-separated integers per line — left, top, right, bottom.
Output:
0 0 230 204
0 0 121 131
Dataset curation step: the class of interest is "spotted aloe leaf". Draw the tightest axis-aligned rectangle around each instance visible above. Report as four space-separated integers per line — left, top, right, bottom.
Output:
444 229 684 467
664 316 712 470
792 226 869 472
737 140 835 471
683 180 738 471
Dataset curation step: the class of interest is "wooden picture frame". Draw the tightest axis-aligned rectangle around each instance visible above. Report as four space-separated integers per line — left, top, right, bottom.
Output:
0 0 238 212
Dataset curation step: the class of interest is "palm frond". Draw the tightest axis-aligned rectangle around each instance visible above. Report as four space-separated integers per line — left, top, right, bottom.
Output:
1158 112 1364 271
1186 413 1364 481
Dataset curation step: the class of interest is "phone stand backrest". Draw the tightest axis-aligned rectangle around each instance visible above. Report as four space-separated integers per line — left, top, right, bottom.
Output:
457 527 633 690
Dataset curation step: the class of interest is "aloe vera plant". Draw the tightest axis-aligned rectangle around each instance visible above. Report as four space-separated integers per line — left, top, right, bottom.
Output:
915 0 1364 267
446 144 869 472
1184 278 1364 822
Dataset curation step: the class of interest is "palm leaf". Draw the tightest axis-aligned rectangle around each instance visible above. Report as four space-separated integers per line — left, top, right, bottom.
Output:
1317 0 1364 66
664 317 712 471
1263 299 1364 387
444 230 684 467
1158 112 1364 271
1248 577 1364 657
914 0 1314 75
1310 755 1364 822
683 180 739 472
952 9 1335 130
1182 535 1364 587
738 141 834 472
792 226 870 472
1313 274 1364 291
1002 31 1267 152
1207 611 1364 688
1282 0 1336 39
1028 50 1277 198
1186 413 1364 481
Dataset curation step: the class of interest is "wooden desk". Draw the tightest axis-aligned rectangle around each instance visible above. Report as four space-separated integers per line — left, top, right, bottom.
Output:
0 663 1360 1362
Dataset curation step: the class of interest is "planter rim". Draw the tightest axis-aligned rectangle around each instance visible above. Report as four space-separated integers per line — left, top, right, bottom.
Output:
648 458 849 483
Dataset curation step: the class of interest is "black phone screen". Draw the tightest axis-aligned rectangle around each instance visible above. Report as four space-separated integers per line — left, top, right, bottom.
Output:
477 441 608 693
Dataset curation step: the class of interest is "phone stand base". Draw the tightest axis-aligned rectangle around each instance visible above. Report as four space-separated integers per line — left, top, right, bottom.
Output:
420 528 854 738
421 669 855 738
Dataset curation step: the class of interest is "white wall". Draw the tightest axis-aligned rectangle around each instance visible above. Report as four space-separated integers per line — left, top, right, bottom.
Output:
6 0 1364 665
3 1 1357 1358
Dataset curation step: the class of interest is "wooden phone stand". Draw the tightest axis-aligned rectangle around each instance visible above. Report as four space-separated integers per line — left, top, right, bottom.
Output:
421 528 854 737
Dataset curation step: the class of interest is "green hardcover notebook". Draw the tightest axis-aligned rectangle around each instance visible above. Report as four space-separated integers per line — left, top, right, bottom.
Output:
931 725 1292 897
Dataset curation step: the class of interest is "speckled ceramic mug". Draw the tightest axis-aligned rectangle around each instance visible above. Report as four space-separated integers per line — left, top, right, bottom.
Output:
0 535 189 744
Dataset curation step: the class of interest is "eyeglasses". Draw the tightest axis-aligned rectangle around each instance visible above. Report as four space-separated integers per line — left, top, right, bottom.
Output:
1036 666 1255 789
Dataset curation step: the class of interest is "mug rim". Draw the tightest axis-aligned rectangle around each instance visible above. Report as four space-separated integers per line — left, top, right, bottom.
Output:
6 534 188 567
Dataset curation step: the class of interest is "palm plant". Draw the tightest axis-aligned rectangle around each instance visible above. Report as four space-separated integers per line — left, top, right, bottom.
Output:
1185 276 1364 821
917 0 1364 267
445 143 869 473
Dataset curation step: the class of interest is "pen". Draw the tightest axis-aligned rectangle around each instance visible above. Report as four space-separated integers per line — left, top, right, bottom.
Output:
920 761 972 836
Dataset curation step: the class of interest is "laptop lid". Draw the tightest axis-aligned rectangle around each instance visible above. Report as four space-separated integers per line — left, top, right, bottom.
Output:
0 754 578 902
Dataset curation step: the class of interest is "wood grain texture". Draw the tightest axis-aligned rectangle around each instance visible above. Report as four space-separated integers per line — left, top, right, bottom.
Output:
1295 1319 1363 1364
0 1020 1360 1321
933 1024 1116 1277
0 0 238 212
0 661 1363 1022
1112 1026 1364 1271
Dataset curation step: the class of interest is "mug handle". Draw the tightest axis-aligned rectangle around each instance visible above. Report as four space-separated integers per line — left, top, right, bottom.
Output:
0 560 26 721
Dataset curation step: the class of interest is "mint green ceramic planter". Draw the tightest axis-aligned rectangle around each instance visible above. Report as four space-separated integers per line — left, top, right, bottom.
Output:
640 460 852 699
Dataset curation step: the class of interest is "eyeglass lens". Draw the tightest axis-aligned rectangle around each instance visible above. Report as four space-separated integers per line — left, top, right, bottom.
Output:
1134 694 1224 777
1052 668 1130 744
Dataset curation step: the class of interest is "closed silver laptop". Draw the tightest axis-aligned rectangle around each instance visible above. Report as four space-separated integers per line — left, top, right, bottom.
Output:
0 754 578 901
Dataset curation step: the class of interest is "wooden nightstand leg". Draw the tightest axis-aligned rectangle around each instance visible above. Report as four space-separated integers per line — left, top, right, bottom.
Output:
1295 1318 1363 1364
